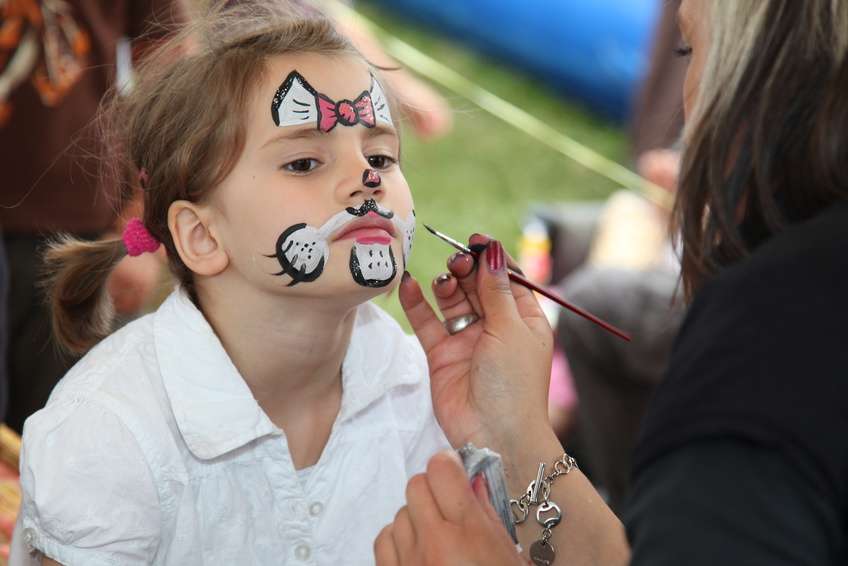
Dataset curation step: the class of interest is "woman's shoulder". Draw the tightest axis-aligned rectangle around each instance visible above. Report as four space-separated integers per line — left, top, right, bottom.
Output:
635 202 848 493
678 200 848 353
705 200 848 310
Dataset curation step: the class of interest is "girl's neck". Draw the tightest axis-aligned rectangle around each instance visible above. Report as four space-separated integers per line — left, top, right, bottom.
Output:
196 280 356 429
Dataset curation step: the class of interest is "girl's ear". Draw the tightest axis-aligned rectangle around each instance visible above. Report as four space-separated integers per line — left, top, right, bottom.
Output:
168 200 229 276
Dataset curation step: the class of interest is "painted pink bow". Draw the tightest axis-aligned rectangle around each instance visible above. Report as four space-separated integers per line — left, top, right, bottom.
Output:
317 92 376 132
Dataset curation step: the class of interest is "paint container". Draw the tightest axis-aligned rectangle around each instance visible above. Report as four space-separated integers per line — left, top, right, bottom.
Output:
458 443 517 543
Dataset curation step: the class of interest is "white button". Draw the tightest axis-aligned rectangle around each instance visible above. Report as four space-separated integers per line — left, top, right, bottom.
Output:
309 502 323 517
23 528 35 552
295 543 311 560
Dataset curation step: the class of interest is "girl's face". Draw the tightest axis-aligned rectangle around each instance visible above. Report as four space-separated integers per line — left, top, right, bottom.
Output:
210 53 415 305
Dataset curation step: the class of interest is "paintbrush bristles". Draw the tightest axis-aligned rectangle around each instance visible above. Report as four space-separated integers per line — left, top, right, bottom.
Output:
423 224 473 254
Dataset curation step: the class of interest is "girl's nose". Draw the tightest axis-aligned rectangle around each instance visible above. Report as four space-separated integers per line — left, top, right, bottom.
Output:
362 168 382 189
346 168 384 201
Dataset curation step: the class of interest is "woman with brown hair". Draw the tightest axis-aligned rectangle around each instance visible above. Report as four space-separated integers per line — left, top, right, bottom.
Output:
379 0 848 564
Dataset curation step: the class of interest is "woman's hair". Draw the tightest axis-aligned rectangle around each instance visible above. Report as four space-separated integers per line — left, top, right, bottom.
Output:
674 0 848 298
44 1 364 353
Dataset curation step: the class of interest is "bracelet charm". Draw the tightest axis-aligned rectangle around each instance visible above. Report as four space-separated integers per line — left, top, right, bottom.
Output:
510 453 577 565
530 539 557 566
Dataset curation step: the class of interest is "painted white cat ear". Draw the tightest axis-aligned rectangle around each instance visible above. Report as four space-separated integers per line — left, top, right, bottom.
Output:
272 71 319 128
369 75 393 127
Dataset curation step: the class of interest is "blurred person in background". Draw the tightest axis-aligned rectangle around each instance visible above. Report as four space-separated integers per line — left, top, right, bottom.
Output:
0 0 185 432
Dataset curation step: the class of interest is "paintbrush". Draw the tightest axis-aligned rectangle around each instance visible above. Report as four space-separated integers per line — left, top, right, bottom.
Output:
423 224 632 342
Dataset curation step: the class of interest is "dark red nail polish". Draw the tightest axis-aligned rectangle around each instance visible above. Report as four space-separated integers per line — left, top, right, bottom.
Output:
449 251 468 264
487 241 504 272
402 270 411 282
435 273 452 285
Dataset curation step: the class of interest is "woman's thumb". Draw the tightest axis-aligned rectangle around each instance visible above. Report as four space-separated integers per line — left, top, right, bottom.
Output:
477 241 520 327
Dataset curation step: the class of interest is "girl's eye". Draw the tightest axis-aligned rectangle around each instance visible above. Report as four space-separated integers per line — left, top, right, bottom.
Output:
367 154 397 170
283 158 320 173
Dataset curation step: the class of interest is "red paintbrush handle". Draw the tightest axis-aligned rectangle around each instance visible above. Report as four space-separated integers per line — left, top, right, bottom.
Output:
507 270 632 342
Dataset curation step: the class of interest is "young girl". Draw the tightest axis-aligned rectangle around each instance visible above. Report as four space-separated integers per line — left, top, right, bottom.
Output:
10 4 449 565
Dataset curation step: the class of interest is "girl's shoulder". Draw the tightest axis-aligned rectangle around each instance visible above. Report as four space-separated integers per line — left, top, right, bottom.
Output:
49 311 159 400
18 370 164 565
18 305 185 562
26 305 182 473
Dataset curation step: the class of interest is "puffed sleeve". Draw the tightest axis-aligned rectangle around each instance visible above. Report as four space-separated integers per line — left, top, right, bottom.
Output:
13 400 161 566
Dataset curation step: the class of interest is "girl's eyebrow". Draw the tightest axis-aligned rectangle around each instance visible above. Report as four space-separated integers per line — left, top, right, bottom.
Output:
261 124 398 149
261 127 326 149
366 124 399 140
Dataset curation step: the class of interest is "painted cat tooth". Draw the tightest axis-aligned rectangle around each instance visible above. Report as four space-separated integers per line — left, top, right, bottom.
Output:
350 242 397 288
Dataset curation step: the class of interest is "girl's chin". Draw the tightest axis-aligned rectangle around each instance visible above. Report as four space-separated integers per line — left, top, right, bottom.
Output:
279 275 400 302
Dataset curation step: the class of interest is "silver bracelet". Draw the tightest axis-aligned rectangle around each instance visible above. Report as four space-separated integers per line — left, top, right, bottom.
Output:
509 453 577 565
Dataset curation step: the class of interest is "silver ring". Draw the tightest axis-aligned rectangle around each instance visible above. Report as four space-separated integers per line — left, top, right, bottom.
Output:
444 313 480 335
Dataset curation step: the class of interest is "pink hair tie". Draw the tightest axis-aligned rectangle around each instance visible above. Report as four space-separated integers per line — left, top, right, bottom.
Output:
122 218 161 257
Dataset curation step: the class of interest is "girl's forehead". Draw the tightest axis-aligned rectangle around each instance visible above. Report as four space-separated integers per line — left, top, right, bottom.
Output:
262 52 372 104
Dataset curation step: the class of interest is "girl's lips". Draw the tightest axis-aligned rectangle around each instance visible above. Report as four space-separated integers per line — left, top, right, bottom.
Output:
333 212 396 244
337 227 393 245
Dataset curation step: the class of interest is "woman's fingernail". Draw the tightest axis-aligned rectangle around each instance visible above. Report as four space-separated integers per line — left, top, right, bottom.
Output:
449 251 468 264
468 243 487 255
435 273 452 285
471 473 490 503
487 240 505 272
402 270 411 282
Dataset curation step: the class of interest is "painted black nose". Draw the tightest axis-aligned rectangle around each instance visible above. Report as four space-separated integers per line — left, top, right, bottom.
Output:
362 169 382 188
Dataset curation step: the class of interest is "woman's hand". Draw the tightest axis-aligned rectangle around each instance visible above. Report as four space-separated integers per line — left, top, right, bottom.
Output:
374 451 526 566
399 235 554 454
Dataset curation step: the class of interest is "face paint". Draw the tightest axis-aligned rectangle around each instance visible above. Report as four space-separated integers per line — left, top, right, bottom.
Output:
270 199 414 287
362 168 381 188
345 198 392 219
271 70 394 132
350 244 396 288
394 210 415 269
272 223 328 286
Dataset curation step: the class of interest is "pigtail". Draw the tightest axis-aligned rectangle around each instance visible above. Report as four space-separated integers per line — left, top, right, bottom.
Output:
42 236 127 354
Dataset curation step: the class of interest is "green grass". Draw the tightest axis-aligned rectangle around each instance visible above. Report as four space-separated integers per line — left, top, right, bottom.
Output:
357 4 629 326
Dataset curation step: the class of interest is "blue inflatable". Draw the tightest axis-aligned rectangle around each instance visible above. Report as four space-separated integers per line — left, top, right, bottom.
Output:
366 0 660 121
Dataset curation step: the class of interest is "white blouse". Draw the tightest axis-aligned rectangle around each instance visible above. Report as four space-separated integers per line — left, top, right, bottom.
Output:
11 290 450 566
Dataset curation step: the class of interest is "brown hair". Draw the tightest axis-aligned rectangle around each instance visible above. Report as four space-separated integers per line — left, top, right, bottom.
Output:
673 0 848 299
43 1 363 354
